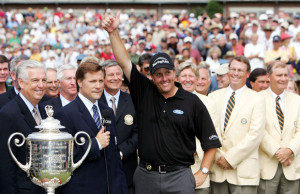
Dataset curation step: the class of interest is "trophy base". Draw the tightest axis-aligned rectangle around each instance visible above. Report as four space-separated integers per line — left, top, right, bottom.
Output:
46 187 55 194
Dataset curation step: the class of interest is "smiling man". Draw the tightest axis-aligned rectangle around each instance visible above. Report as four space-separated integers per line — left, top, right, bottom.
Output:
209 55 265 194
100 60 138 194
45 68 59 98
41 65 77 114
0 60 47 194
249 68 270 92
258 60 300 194
176 61 220 194
103 12 221 194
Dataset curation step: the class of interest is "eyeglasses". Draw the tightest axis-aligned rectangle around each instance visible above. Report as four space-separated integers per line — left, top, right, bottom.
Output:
229 68 246 75
143 66 150 72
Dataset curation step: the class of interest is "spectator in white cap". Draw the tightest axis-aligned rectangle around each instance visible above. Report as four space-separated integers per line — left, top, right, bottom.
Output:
289 14 300 38
216 63 230 89
262 24 274 51
161 10 172 25
182 36 201 64
241 20 265 44
229 33 244 56
137 39 146 55
259 14 268 29
244 33 265 71
152 21 166 47
168 32 179 55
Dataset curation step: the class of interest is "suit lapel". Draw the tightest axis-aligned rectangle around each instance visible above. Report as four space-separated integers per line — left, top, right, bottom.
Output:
75 97 99 135
16 95 39 134
224 88 249 133
9 89 16 100
282 91 291 135
115 92 127 122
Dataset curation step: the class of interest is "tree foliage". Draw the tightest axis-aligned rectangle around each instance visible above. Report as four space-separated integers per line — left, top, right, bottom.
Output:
205 0 223 18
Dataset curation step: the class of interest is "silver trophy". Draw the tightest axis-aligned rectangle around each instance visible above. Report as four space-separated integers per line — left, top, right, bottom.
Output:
8 105 91 194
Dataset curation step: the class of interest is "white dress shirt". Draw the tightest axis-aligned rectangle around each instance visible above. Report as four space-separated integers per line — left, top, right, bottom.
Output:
103 89 120 109
78 92 103 150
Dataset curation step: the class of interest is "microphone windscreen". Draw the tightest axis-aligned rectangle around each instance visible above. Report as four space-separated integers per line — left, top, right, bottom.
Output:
102 109 111 120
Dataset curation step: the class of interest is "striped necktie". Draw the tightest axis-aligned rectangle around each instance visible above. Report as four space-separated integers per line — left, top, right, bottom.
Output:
92 105 101 130
110 97 116 117
276 96 284 131
224 91 235 131
33 107 41 125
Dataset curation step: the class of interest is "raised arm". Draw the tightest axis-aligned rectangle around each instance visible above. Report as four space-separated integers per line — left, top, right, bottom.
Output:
102 12 132 82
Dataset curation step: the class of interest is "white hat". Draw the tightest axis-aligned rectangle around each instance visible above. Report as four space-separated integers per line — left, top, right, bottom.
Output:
280 21 289 29
229 33 238 40
230 12 238 18
168 33 177 38
190 13 195 18
266 10 274 16
259 14 268 21
184 36 193 43
216 63 229 75
156 21 162 26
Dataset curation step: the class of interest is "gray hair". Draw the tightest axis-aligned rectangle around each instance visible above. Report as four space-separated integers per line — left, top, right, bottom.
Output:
176 61 199 78
16 60 46 85
10 55 28 73
101 60 123 76
57 64 77 81
197 64 211 80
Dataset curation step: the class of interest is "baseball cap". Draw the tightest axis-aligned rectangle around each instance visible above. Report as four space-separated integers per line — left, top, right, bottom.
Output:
216 63 229 75
184 37 193 43
229 33 238 40
149 52 174 75
273 35 281 42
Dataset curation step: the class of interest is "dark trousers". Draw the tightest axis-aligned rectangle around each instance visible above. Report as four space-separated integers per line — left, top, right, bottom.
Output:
133 166 196 194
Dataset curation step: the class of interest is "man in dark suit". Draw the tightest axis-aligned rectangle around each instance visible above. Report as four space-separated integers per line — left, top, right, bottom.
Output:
41 64 77 114
0 59 47 194
0 56 50 109
100 60 138 193
55 61 128 194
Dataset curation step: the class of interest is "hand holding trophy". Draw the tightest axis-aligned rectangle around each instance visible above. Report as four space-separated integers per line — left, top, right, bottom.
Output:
8 105 91 194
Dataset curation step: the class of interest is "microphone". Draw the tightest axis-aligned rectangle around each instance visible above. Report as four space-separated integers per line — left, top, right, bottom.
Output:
101 109 112 128
101 109 111 193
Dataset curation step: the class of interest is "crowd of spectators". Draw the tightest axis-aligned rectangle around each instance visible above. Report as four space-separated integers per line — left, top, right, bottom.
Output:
0 6 300 93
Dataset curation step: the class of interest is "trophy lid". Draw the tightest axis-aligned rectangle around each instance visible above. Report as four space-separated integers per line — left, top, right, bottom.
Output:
27 105 73 140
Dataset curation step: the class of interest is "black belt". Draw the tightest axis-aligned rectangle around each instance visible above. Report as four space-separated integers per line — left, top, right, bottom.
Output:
139 160 188 174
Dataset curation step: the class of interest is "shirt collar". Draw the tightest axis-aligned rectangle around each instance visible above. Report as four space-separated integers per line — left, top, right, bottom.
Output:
14 86 19 95
228 84 246 94
78 92 99 113
104 89 120 103
60 94 71 107
19 92 36 112
269 87 285 101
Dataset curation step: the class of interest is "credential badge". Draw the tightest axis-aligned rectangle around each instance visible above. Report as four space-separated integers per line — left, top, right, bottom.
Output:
241 118 247 124
124 114 134 125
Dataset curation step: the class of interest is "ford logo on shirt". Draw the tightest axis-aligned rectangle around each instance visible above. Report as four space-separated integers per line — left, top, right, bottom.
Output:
173 109 184 115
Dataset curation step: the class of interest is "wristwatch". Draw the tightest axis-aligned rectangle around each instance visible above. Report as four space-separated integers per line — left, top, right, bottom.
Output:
200 167 210 174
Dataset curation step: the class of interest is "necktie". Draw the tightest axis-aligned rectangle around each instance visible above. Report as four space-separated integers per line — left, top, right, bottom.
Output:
92 105 101 130
224 91 235 131
33 107 41 125
276 96 284 131
110 97 116 117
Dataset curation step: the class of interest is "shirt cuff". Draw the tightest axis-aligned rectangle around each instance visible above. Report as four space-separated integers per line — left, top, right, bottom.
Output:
95 138 103 150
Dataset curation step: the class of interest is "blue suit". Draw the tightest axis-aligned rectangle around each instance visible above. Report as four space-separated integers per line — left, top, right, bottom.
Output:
0 95 47 194
100 91 138 187
55 96 128 194
40 96 63 115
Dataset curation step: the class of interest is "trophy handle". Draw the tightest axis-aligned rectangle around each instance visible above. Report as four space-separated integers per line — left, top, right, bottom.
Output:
72 131 91 171
7 132 31 175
